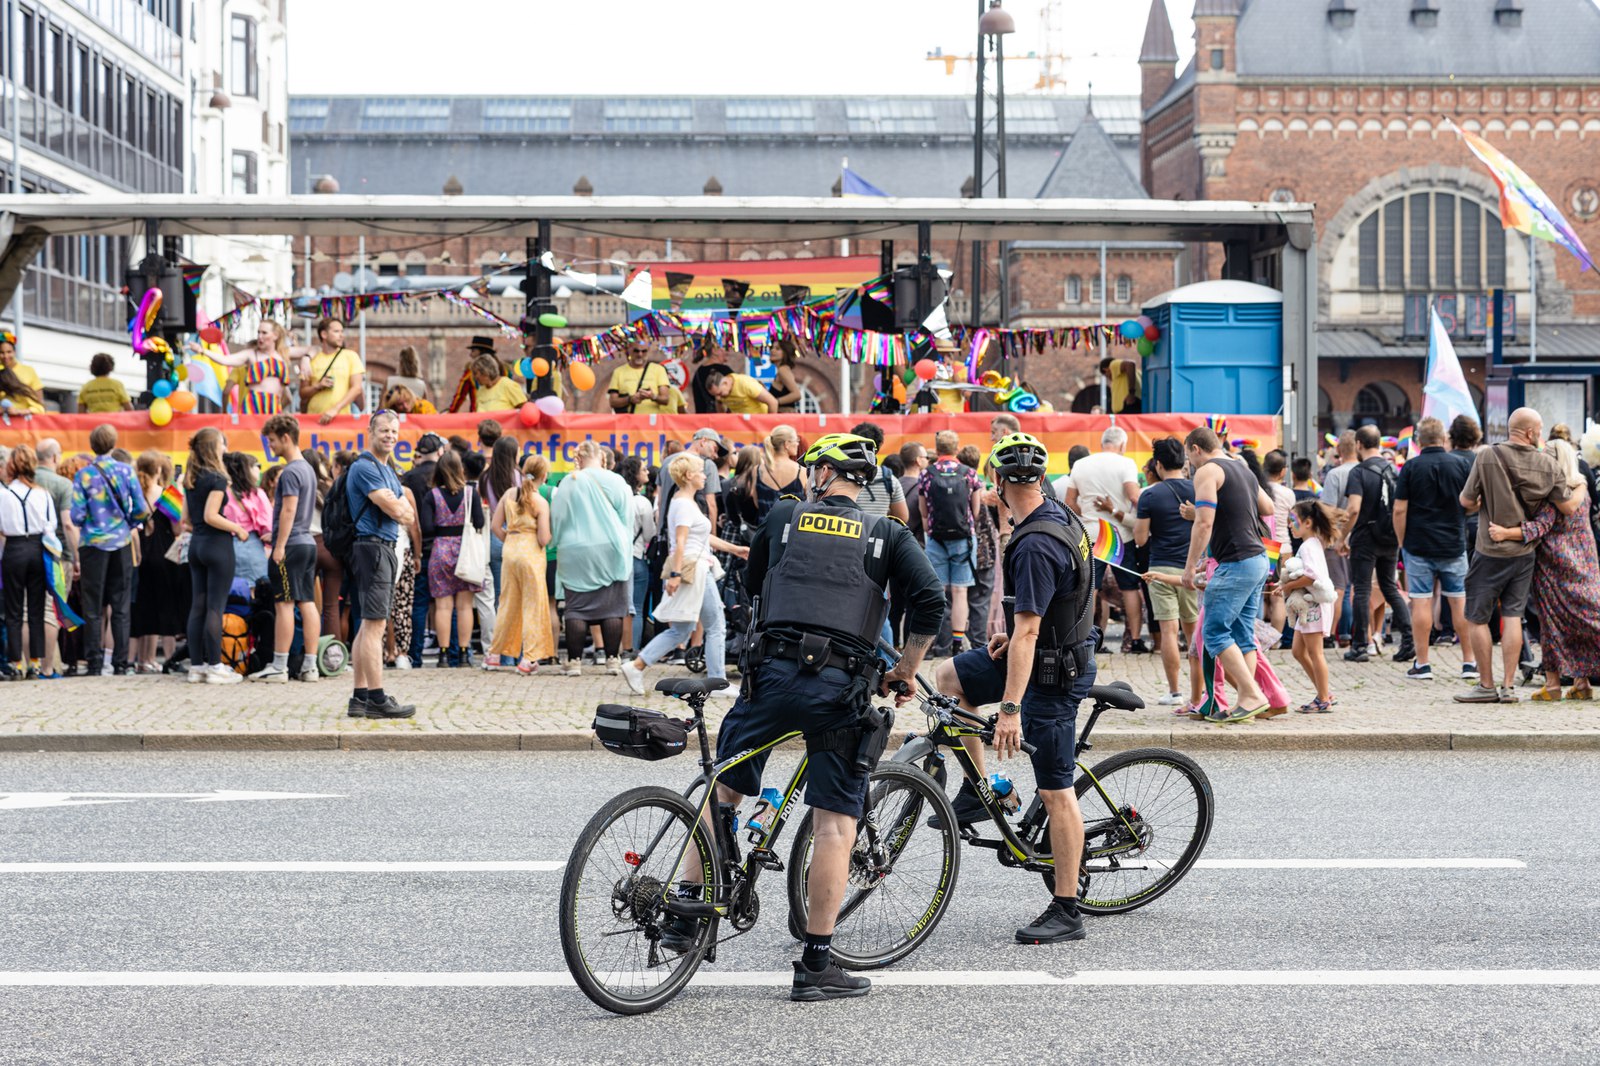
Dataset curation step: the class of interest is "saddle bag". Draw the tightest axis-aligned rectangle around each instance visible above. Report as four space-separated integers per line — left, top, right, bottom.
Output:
593 705 690 761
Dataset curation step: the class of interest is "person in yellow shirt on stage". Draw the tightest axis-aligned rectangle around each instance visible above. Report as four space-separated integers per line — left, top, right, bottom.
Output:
78 353 134 412
605 342 672 415
471 343 529 411
299 318 365 424
706 367 778 415
0 331 47 413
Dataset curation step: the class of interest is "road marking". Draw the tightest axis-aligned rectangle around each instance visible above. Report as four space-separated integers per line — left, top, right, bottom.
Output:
1 969 1597 988
0 861 564 874
1191 858 1526 870
0 791 341 811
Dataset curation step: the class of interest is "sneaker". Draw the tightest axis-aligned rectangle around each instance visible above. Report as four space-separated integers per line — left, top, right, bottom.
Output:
187 667 206 685
927 781 987 829
347 696 367 718
1497 686 1520 704
392 657 412 671
1405 663 1433 681
657 915 699 955
1343 649 1370 663
951 637 967 657
604 656 622 676
480 655 503 671
1126 639 1151 655
1453 684 1501 704
563 660 582 677
363 695 417 719
205 664 242 685
247 664 289 684
299 667 320 683
790 960 871 1002
1392 645 1417 663
1157 692 1185 706
1015 901 1086 945
621 660 646 696
1461 663 1480 680
1322 636 1336 650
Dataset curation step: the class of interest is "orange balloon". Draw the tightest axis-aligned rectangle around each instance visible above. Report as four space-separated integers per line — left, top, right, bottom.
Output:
530 357 551 378
569 362 596 391
167 389 198 413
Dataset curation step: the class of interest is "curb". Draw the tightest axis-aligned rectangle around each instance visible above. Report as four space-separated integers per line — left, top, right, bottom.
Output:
1 729 1598 753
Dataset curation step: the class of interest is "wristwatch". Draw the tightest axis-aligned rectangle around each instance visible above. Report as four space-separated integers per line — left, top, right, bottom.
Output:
999 700 1021 717
668 571 681 578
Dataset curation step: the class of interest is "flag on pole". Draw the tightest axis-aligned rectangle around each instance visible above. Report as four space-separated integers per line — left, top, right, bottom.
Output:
1445 119 1593 272
1091 519 1124 567
841 160 890 198
1423 307 1477 427
154 484 184 523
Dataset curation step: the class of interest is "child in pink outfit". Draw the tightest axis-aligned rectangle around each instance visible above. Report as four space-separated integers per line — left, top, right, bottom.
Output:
1185 557 1290 718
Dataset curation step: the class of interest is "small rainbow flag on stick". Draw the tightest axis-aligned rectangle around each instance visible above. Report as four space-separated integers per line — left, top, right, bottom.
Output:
1262 538 1282 574
155 484 183 523
1091 518 1140 576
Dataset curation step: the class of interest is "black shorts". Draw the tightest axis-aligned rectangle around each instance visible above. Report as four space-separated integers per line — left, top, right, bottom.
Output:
1464 552 1536 625
270 542 318 605
1093 556 1143 593
348 538 398 622
714 656 869 817
951 643 1096 790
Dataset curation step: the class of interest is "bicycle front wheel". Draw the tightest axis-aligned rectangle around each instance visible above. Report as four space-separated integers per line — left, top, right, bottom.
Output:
1042 746 1213 914
559 785 720 1015
786 761 961 970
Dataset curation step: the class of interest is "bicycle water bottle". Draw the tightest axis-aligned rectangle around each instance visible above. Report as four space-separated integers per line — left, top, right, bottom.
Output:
990 773 1021 815
745 787 784 842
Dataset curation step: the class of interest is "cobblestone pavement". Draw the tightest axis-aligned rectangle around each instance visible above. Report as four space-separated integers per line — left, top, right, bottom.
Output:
1 642 1596 749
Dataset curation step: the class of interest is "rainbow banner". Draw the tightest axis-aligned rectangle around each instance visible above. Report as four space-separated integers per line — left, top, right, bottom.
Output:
1091 519 1125 567
634 256 881 315
0 412 1280 480
1447 120 1593 271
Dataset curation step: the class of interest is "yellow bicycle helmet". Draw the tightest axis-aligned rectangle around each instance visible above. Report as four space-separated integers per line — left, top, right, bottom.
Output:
987 431 1050 484
800 432 878 485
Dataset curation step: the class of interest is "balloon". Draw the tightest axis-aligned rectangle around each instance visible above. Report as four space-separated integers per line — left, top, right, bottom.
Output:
913 359 938 381
1143 323 1160 342
538 312 567 330
902 368 918 386
569 362 596 391
168 389 197 413
148 397 172 426
176 364 188 380
517 357 534 380
892 376 907 404
199 325 223 345
1118 320 1143 341
1136 338 1154 357
535 394 565 417
0 398 12 411
152 379 173 398
1136 315 1154 329
530 357 551 378
517 401 542 428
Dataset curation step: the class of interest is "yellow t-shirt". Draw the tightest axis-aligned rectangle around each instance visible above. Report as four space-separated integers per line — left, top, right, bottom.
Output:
78 376 131 413
605 362 671 414
1109 358 1142 414
476 375 528 411
665 386 688 414
722 372 769 415
2 362 46 413
305 348 364 415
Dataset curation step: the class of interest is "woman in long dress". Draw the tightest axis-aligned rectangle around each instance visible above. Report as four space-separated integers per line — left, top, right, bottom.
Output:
1488 437 1600 700
485 455 554 673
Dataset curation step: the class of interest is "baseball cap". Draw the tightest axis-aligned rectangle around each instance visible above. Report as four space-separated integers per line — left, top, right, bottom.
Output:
415 433 445 456
691 427 730 458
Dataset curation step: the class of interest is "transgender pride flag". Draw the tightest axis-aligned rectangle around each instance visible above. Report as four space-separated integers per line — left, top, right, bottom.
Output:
1423 307 1476 428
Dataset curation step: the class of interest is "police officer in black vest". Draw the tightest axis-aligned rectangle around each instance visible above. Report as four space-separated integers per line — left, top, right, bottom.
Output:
933 432 1099 945
713 432 945 1001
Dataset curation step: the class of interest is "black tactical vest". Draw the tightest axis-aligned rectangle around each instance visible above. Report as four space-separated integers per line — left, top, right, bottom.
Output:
759 502 890 649
1001 503 1094 648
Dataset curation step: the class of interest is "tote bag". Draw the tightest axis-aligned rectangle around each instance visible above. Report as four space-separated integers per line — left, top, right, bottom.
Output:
454 514 490 587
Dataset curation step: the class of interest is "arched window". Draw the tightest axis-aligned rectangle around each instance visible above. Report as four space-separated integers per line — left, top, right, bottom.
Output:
1065 275 1081 303
1356 193 1505 291
1115 275 1132 304
1353 380 1412 434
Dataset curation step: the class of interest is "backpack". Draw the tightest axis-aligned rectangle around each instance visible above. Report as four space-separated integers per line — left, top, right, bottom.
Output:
1358 458 1398 546
322 455 374 564
927 462 975 541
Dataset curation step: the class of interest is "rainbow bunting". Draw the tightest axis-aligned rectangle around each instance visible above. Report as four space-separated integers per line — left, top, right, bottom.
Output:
1092 519 1125 567
154 484 183 523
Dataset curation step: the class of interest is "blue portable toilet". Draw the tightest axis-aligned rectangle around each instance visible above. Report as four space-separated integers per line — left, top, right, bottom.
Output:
1141 280 1283 416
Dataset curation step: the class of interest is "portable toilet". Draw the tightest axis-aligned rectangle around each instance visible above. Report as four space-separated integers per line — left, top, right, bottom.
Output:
1141 280 1283 416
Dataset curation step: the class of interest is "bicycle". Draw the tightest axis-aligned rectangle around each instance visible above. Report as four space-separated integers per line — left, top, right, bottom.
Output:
559 677 960 1016
863 673 1214 915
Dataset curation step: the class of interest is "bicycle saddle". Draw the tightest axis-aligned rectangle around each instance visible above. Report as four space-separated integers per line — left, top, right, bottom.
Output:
1088 682 1145 711
655 678 731 696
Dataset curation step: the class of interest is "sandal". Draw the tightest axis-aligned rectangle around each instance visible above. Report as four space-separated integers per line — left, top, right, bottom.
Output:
1565 684 1592 701
1294 698 1333 714
1258 706 1288 719
1529 685 1563 702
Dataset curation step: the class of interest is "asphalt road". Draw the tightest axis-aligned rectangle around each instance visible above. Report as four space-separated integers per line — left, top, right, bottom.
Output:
2 749 1599 1065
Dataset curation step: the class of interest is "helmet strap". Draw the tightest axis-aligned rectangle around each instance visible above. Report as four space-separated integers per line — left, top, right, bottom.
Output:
809 466 838 501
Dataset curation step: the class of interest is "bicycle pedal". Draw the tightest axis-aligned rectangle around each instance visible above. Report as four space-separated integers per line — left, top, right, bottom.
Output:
750 848 784 872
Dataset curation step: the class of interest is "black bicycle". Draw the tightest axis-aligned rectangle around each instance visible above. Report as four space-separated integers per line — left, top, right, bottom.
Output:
559 678 959 1015
869 674 1215 914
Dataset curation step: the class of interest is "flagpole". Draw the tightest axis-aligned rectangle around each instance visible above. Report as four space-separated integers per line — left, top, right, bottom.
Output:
1529 232 1538 363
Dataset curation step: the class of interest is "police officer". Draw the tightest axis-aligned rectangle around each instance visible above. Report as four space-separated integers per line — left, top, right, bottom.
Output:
933 432 1098 945
709 432 945 1001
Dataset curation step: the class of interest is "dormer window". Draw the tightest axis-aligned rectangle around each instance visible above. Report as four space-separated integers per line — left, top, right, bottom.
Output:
1327 0 1355 29
1495 0 1523 27
1410 0 1438 27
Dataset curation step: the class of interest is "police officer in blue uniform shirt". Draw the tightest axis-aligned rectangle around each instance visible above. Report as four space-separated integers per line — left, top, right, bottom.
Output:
685 432 945 1002
933 431 1098 945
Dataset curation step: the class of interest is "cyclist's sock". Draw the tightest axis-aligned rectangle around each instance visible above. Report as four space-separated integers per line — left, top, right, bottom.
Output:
1053 895 1080 916
801 934 833 972
368 688 385 705
353 688 369 703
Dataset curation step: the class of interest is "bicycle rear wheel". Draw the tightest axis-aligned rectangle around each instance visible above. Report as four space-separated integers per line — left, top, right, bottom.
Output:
786 761 960 970
1041 747 1213 914
559 786 720 1015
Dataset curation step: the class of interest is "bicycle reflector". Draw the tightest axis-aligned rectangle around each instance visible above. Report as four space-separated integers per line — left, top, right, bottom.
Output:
624 851 643 867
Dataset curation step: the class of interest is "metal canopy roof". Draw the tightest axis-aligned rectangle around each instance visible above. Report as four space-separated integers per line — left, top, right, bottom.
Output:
0 193 1314 245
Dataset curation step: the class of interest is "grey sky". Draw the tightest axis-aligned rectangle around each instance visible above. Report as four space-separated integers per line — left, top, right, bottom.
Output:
288 0 1195 99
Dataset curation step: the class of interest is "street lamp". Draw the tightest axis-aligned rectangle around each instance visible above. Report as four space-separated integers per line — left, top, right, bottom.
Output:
971 1 1013 332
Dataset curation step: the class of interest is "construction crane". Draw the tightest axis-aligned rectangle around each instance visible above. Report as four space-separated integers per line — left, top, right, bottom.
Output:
927 0 1078 91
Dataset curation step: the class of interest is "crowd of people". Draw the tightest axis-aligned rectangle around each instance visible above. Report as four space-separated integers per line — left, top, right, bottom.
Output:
1 392 1596 721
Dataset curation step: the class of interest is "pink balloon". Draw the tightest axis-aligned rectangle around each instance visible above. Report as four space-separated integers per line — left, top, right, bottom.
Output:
534 394 565 417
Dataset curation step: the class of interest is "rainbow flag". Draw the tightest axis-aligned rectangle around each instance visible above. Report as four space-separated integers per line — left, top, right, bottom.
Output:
1092 519 1125 567
41 532 84 632
1447 120 1593 271
1262 538 1282 572
155 484 183 523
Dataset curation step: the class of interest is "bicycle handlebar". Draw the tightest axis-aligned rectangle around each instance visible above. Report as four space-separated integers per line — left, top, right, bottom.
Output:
875 641 1035 755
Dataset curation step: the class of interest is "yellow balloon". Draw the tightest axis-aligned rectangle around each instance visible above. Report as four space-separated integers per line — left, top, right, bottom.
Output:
176 364 188 380
148 397 173 426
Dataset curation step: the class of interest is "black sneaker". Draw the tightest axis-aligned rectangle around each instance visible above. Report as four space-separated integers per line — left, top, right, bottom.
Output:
790 960 871 1002
1015 901 1086 945
1126 639 1151 655
1343 649 1370 663
1406 663 1433 681
1392 645 1416 663
927 781 987 829
346 696 367 718
657 915 698 955
1461 663 1480 681
362 695 417 719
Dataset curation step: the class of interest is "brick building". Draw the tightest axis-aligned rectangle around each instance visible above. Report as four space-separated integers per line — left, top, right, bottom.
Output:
1141 0 1600 433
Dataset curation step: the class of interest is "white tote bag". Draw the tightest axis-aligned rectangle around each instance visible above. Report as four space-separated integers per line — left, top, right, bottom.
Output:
454 516 490 588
